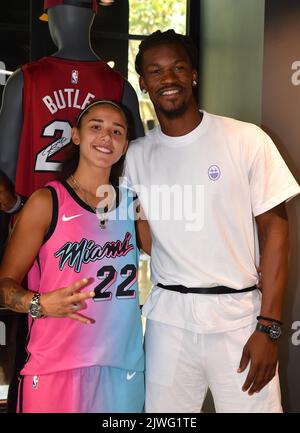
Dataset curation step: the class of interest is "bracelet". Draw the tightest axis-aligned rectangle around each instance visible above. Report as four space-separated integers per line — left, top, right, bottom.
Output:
256 315 283 326
5 194 23 214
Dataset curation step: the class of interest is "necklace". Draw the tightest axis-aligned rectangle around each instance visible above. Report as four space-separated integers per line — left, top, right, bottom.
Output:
69 174 110 229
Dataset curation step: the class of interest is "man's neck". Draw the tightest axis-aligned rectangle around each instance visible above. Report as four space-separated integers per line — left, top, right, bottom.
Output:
158 108 203 137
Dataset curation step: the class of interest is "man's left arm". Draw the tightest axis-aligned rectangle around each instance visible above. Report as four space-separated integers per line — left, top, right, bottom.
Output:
238 202 289 395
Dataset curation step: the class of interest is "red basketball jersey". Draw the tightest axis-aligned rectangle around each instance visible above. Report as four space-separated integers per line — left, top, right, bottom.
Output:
15 56 124 197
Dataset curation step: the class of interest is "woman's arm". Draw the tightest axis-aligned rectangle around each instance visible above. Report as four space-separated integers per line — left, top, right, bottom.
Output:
0 188 95 323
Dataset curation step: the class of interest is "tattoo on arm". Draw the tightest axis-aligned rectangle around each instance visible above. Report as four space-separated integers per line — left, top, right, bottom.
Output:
0 278 30 313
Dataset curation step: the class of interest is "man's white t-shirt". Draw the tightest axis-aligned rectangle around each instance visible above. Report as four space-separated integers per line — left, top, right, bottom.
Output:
125 111 300 333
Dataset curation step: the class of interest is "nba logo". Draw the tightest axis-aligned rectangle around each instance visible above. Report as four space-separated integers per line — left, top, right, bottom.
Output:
32 375 39 389
71 70 79 84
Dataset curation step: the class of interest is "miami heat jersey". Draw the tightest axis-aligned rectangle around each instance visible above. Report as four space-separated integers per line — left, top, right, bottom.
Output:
16 57 124 197
22 180 144 376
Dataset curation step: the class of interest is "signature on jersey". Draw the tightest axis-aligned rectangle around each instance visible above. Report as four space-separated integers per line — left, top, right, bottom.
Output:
42 137 68 158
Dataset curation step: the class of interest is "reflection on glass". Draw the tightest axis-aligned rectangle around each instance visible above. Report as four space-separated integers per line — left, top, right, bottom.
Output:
128 40 157 132
129 0 187 35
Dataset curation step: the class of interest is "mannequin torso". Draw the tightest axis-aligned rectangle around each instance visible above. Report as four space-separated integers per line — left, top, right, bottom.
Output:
0 3 143 188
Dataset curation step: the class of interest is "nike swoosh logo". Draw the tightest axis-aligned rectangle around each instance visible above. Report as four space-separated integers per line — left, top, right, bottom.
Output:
62 214 83 222
126 372 136 381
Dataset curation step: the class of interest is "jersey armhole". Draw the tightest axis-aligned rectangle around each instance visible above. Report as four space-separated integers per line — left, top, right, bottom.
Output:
42 186 58 245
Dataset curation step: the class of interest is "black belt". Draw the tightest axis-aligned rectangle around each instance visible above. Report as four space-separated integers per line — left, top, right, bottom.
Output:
156 283 257 295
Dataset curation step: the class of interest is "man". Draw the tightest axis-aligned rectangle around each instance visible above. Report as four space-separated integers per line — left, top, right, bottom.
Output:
126 29 300 412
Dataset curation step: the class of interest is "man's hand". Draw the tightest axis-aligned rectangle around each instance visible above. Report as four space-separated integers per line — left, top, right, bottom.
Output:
40 277 95 324
0 170 16 212
0 184 17 212
237 330 278 395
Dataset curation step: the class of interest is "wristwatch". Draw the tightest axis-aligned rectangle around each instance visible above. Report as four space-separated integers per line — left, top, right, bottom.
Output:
28 293 44 319
6 194 26 214
256 322 282 340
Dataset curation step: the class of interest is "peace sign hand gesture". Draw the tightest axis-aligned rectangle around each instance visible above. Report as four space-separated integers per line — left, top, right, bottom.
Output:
39 277 95 324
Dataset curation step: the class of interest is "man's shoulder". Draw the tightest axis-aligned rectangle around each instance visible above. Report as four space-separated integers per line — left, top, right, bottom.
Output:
208 112 264 135
206 112 270 149
127 127 157 154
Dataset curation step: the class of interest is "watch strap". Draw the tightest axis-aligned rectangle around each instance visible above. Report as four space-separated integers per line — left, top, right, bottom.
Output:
256 315 283 325
256 321 282 340
29 292 44 319
256 322 270 334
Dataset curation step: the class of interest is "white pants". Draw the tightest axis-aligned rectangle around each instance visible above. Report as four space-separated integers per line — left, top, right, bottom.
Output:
145 320 282 413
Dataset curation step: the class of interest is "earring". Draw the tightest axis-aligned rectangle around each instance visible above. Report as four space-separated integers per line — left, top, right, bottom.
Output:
192 80 197 87
141 89 147 94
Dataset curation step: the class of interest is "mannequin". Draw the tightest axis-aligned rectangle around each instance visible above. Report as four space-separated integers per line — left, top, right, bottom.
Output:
0 0 144 210
0 0 144 412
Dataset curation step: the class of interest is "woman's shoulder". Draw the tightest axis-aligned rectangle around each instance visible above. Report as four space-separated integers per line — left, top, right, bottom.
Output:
28 186 53 205
21 187 53 223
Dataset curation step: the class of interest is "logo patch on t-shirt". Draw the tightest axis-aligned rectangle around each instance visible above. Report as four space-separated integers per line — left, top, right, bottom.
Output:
208 165 221 181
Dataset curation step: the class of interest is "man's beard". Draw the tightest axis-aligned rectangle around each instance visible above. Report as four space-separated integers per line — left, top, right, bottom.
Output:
160 101 189 119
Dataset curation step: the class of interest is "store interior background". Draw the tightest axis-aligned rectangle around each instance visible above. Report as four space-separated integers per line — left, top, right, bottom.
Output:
0 0 299 413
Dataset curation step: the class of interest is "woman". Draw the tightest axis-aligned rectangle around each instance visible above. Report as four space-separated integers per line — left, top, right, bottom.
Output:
0 100 149 413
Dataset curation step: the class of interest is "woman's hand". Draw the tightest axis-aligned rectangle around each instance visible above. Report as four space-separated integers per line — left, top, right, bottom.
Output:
40 277 95 324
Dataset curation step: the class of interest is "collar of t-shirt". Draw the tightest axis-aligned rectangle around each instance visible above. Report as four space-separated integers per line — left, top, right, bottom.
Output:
156 110 211 147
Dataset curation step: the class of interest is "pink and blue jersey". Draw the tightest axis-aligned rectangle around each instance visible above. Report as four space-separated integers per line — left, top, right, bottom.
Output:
21 180 144 376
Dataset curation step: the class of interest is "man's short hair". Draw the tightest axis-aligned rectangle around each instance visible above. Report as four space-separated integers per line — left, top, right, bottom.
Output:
135 29 198 76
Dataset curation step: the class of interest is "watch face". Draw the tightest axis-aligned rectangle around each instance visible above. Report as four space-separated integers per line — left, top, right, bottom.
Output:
30 303 40 318
269 324 282 340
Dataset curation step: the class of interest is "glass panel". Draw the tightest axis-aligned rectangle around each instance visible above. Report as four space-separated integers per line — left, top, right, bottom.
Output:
129 0 187 35
128 39 157 132
128 0 187 131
